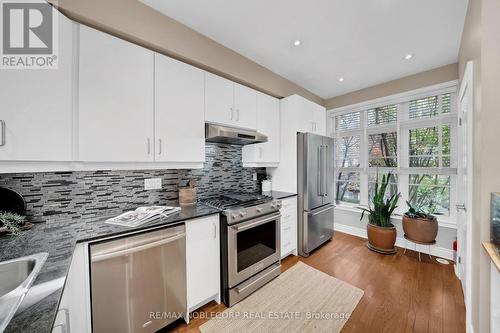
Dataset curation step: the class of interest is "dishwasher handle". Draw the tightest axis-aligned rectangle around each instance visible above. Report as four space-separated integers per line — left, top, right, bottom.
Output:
92 232 185 262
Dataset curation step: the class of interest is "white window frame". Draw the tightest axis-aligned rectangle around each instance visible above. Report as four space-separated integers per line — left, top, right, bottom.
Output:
327 81 458 228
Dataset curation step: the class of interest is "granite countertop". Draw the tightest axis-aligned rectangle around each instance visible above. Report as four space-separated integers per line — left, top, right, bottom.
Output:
264 191 297 200
0 203 220 333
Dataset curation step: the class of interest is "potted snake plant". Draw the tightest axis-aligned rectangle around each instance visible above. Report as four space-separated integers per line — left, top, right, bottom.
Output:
359 172 400 254
402 201 438 243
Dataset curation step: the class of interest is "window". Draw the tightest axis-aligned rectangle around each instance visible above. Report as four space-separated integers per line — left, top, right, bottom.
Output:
336 136 360 167
336 172 360 204
367 104 397 126
409 174 450 216
330 86 457 220
368 132 397 167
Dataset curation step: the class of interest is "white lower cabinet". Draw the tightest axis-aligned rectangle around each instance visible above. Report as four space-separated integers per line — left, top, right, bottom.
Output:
53 243 91 333
280 196 298 258
186 215 221 314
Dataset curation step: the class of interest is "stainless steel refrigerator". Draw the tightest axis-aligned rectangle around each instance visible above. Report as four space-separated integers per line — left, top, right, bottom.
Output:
297 132 335 257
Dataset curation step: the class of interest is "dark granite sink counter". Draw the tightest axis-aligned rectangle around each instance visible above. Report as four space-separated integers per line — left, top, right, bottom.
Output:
264 191 297 200
0 203 220 333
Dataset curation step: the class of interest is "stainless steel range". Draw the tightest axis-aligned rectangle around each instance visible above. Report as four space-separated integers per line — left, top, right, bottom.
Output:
201 193 282 307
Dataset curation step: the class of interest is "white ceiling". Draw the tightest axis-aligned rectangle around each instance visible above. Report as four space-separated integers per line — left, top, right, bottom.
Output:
142 0 468 99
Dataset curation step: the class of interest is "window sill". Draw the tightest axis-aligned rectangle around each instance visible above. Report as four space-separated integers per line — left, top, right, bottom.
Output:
334 204 457 230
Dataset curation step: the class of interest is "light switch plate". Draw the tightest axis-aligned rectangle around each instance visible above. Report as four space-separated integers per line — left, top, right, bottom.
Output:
144 178 162 190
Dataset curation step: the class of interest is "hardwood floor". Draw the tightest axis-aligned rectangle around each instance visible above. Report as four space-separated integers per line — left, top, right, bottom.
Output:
168 232 465 333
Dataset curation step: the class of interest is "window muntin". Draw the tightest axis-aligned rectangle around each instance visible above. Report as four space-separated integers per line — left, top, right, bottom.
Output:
335 112 360 131
409 174 451 216
336 172 360 204
368 132 398 167
336 136 360 168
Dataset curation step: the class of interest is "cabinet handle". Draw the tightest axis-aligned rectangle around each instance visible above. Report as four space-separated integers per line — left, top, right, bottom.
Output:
158 139 162 155
147 138 151 155
230 108 234 120
236 109 240 121
0 120 4 147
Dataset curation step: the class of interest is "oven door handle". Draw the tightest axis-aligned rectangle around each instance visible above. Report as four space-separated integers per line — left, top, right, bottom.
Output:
232 212 281 232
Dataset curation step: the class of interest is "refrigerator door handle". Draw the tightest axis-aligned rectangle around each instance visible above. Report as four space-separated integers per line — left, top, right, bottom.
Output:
324 145 328 197
317 145 322 196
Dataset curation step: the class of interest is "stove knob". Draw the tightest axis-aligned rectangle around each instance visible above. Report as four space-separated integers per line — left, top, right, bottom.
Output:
239 211 246 217
231 214 238 220
256 207 263 213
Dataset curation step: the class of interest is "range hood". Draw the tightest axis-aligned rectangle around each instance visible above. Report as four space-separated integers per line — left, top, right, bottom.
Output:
205 123 267 145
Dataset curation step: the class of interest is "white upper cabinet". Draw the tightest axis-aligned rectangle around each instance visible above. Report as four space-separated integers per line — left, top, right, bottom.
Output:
312 103 326 135
205 73 235 126
78 25 154 162
154 54 205 163
233 83 257 129
205 73 257 130
242 93 280 166
0 8 74 161
269 94 325 193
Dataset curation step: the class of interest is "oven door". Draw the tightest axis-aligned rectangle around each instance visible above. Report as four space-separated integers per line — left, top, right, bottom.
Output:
227 212 281 288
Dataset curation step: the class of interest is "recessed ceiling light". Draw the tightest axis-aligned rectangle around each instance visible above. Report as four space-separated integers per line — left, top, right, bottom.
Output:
404 54 413 60
293 40 302 47
338 77 344 82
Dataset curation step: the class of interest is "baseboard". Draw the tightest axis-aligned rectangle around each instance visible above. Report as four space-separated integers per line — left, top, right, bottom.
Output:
334 223 454 260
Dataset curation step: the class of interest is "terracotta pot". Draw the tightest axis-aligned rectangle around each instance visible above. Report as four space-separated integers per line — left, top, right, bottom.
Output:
366 223 397 254
402 214 438 243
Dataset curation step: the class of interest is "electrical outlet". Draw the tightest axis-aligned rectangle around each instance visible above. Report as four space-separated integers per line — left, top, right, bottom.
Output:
253 172 257 181
144 178 162 190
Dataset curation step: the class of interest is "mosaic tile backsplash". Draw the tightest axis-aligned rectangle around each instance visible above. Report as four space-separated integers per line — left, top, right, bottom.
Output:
0 144 264 223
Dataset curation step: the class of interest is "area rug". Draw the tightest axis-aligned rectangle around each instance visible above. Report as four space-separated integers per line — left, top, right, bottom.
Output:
199 261 364 333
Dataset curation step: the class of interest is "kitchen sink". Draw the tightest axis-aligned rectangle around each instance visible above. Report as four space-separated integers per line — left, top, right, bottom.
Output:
0 253 48 332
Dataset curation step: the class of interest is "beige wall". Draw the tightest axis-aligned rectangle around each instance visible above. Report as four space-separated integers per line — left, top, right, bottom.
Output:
49 0 323 105
324 63 458 110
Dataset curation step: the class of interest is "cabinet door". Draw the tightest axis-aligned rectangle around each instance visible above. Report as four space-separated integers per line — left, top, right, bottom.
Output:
0 8 73 161
154 54 205 163
186 215 220 311
280 197 297 258
313 104 326 135
78 25 154 162
242 93 279 164
297 99 314 133
55 243 91 333
205 73 234 126
233 83 257 130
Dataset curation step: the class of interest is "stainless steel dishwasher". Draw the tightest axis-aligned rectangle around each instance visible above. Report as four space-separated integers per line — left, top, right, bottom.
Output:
90 224 186 333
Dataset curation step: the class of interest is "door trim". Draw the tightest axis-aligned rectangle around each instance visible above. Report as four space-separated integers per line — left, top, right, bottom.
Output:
458 60 474 333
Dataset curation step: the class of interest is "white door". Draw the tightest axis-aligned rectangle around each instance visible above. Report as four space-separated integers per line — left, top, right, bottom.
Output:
205 73 234 126
233 83 257 130
242 93 280 164
186 216 220 311
457 61 474 329
0 9 74 161
78 25 154 162
154 54 205 163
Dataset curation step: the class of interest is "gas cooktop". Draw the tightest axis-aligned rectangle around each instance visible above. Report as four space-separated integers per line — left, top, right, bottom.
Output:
200 192 281 224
